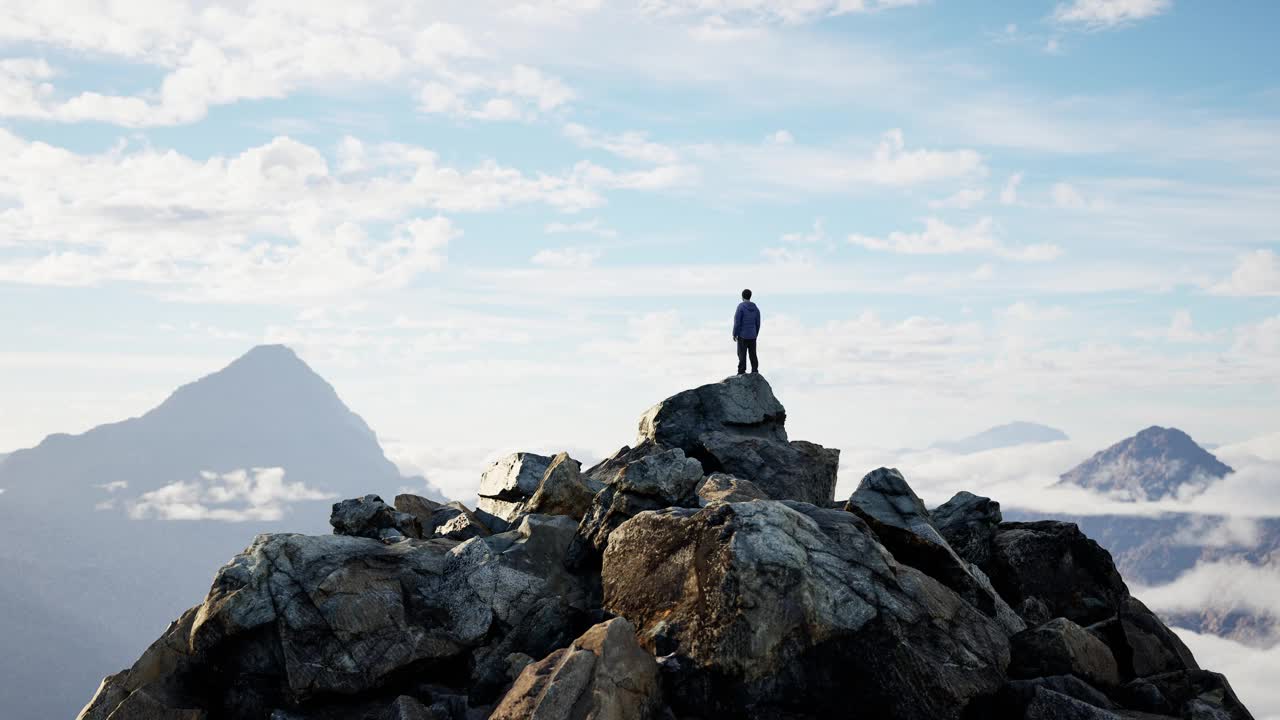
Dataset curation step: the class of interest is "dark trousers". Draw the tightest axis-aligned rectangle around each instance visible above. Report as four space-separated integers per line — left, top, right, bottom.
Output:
736 338 759 374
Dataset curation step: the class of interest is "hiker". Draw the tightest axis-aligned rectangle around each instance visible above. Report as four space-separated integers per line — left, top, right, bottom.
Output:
732 288 761 375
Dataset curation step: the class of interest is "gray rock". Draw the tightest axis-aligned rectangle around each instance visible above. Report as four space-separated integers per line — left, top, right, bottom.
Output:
634 374 839 505
1123 669 1254 720
601 500 1009 719
524 453 594 519
1023 688 1124 720
433 501 492 541
490 618 663 720
1088 596 1199 681
995 675 1119 715
395 494 443 536
330 494 423 541
478 453 554 524
566 448 703 571
982 521 1131 627
1011 618 1122 688
81 516 591 718
846 468 1004 625
695 472 769 505
932 490 1002 566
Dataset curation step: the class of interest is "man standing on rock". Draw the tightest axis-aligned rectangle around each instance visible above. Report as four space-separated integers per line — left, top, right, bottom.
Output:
732 288 761 375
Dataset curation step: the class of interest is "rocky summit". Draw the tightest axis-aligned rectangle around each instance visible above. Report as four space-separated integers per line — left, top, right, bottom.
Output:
78 375 1253 720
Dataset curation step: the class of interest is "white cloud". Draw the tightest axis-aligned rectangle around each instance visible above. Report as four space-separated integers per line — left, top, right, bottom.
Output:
0 129 691 300
545 218 618 238
999 172 1023 204
1052 0 1172 29
1212 250 1280 297
640 0 923 24
128 467 336 522
848 217 1062 261
1133 561 1280 637
563 123 682 165
780 218 829 245
531 247 602 269
1136 310 1217 343
929 188 986 209
96 480 129 493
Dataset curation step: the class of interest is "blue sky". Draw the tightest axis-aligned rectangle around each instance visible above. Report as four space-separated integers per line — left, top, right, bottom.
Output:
1 0 1278 498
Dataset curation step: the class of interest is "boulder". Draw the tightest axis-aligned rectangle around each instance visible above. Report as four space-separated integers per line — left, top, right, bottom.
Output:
490 618 663 720
433 501 492 541
524 453 594 519
1021 688 1124 720
80 516 592 718
1010 618 1121 688
933 491 1003 566
982 521 1130 626
695 473 769 505
1088 597 1199 681
601 500 1010 719
987 675 1118 718
330 494 423 541
635 375 839 505
1117 669 1254 720
478 453 554 525
846 468 1005 625
566 448 703 571
395 494 444 536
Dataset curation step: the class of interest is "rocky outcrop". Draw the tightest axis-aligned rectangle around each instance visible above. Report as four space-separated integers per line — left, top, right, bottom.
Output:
602 500 1011 718
330 494 422 542
79 374 1255 720
490 618 662 720
636 374 839 505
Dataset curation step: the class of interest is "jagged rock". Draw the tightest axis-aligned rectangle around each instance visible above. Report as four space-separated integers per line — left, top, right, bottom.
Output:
1010 618 1121 688
566 448 703 571
1116 669 1254 720
490 618 662 720
478 453 554 525
1088 597 1198 681
331 494 423 541
933 491 1003 566
987 675 1118 717
601 500 1010 719
969 561 1028 636
846 468 1009 628
695 472 769 505
433 501 492 541
524 453 594 519
80 515 590 718
582 442 662 487
396 494 444 536
1020 688 1124 720
635 375 839 505
982 521 1130 626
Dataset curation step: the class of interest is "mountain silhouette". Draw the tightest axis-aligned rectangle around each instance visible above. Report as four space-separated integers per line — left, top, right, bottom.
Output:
0 345 442 720
931 421 1069 454
1057 425 1232 501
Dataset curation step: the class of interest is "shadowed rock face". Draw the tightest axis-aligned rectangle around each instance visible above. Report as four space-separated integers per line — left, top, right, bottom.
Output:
77 375 1255 720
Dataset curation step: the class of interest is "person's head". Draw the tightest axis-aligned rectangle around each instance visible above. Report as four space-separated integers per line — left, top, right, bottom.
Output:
742 288 752 301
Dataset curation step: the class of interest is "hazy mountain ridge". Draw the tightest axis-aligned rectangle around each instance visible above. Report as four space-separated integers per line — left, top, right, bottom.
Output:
931 421 1070 455
0 345 444 720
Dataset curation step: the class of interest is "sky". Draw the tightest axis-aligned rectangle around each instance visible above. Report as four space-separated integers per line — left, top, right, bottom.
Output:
1 0 1279 500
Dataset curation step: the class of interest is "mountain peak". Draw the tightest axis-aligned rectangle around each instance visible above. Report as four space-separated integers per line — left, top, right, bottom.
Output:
1059 426 1232 501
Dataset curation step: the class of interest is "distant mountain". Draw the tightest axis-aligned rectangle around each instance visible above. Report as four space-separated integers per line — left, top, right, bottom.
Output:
0 345 443 720
931 421 1069 454
1058 426 1232 501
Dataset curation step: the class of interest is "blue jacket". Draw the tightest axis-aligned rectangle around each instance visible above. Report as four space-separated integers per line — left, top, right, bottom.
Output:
733 301 761 340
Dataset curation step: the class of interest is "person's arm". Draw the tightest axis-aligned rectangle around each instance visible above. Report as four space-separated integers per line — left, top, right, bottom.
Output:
756 306 761 334
733 305 743 339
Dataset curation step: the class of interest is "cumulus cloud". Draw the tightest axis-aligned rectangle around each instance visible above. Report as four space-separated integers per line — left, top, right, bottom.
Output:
0 129 692 300
848 217 1062 261
1212 250 1280 297
127 467 335 522
1052 0 1172 29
